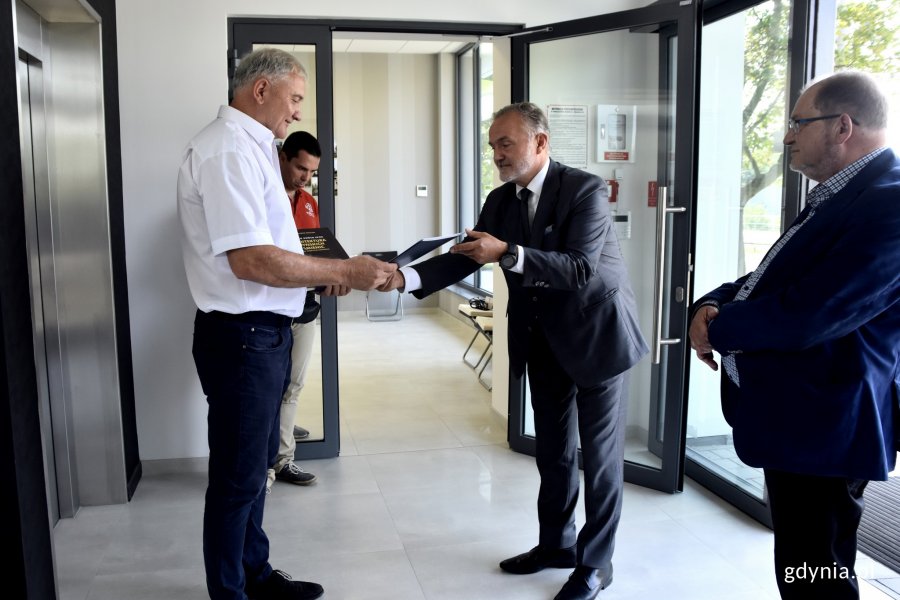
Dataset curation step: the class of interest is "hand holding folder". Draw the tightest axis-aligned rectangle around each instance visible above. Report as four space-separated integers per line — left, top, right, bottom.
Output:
390 232 463 267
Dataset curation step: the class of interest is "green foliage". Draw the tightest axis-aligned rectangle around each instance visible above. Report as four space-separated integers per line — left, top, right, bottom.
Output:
740 0 789 205
736 0 899 271
835 1 900 73
740 0 899 207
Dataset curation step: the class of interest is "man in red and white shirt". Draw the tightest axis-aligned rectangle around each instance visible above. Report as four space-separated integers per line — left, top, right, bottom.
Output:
281 131 321 230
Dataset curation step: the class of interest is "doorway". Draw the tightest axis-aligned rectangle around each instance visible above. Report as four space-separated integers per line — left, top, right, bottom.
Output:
230 19 519 461
505 3 700 494
230 11 700 494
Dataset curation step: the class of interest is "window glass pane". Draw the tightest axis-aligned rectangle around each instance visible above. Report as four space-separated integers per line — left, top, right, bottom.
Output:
479 43 495 210
457 46 477 288
687 0 791 500
524 26 667 471
477 43 494 294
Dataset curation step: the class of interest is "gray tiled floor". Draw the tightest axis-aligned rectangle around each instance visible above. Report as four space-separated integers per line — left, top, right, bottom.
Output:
686 438 767 497
53 311 897 600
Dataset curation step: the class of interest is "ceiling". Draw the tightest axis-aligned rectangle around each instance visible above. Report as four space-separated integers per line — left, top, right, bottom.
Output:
288 31 482 55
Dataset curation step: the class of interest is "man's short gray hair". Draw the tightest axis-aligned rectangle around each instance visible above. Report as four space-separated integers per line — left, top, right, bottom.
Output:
810 70 888 130
494 102 549 137
232 47 307 93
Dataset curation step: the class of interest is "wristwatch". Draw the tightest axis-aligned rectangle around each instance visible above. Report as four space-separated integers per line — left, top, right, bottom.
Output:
499 243 519 270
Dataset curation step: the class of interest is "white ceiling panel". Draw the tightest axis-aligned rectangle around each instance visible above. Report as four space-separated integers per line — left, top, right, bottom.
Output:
332 31 479 54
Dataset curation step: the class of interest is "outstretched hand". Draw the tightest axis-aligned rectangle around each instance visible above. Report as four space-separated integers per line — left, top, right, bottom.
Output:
319 285 350 297
449 229 507 264
377 270 406 292
344 255 398 291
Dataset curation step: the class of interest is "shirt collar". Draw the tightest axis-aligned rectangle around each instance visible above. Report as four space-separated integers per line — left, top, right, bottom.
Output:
517 157 551 199
217 105 275 147
812 146 887 203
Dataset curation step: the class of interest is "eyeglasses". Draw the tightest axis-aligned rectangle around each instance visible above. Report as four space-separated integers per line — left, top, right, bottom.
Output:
787 114 843 134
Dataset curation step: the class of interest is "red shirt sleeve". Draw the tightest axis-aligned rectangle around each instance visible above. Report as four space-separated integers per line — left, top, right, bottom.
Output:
292 189 321 229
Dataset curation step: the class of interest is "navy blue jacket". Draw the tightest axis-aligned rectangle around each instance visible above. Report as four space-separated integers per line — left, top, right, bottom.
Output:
413 160 647 387
696 149 900 480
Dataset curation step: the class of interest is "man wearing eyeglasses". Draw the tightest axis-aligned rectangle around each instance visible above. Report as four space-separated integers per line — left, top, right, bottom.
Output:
688 70 899 600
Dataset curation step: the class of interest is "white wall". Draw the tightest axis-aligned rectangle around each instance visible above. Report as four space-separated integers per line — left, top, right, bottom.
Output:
115 0 649 460
331 52 442 312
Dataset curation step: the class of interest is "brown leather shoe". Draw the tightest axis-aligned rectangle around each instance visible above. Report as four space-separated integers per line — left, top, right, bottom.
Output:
499 544 577 574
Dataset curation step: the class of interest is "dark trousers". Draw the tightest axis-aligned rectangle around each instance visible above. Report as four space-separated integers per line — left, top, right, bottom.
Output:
193 310 293 600
527 326 627 569
764 469 868 600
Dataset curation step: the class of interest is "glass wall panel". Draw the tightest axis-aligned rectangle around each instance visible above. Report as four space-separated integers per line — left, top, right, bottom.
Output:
457 46 477 289
254 43 326 443
477 43 495 293
523 27 666 470
686 1 791 499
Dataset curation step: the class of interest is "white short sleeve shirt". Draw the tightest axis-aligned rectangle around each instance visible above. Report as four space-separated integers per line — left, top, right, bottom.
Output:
177 105 305 316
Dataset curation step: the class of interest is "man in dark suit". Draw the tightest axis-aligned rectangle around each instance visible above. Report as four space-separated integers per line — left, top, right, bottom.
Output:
380 102 648 600
689 71 900 600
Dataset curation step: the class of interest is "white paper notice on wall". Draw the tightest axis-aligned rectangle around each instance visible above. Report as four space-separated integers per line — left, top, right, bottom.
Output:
547 105 588 168
597 104 637 163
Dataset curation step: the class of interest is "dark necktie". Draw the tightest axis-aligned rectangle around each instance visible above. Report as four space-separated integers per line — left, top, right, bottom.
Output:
518 188 532 242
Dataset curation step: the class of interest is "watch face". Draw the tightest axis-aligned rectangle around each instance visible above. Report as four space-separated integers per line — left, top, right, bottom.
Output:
501 253 516 269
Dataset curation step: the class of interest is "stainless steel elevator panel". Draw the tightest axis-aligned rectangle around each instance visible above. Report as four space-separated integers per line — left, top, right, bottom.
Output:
15 0 126 517
19 51 65 524
45 18 126 507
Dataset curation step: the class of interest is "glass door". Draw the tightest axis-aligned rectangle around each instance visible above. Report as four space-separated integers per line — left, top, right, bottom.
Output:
507 2 700 493
685 0 795 525
231 23 339 459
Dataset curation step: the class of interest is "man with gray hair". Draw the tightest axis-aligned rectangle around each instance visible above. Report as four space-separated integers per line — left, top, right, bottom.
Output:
380 102 647 600
690 70 900 599
178 47 395 600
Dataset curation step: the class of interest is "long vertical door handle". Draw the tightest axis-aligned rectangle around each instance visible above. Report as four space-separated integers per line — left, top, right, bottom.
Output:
652 186 686 364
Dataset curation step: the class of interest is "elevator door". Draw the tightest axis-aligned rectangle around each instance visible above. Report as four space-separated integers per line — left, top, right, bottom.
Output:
18 51 67 523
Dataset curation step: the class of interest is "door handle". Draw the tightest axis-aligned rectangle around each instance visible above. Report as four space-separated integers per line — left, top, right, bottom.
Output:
652 186 686 364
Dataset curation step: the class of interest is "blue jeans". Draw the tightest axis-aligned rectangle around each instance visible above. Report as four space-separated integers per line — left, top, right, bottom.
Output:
192 310 292 600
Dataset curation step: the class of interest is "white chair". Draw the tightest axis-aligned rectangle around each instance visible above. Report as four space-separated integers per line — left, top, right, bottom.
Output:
474 315 493 390
458 303 493 368
363 251 403 321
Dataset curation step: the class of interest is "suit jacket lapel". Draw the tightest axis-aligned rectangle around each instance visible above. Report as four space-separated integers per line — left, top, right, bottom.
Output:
529 160 560 248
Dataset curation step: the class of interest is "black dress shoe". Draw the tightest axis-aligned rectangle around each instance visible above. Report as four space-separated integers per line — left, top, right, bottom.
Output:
553 565 613 600
247 569 324 600
499 544 576 574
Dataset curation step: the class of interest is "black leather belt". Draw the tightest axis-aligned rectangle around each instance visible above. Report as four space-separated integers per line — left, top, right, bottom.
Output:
204 310 300 328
